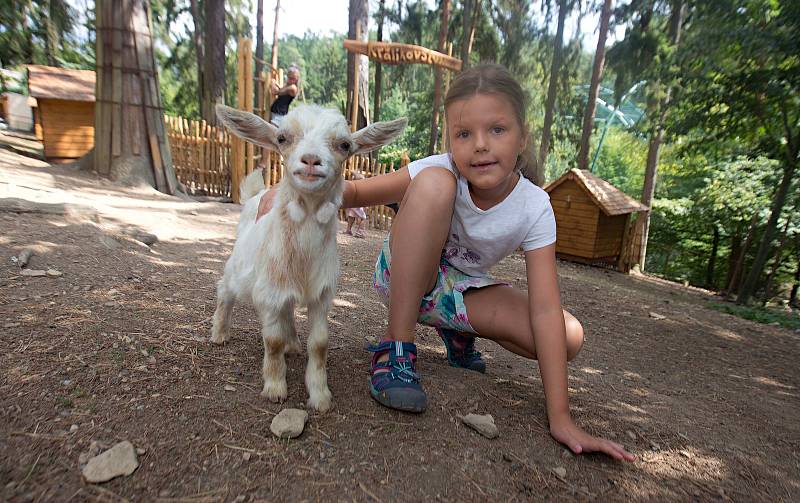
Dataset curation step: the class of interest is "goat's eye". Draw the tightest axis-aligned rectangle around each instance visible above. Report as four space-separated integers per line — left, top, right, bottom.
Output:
277 134 287 144
339 141 352 152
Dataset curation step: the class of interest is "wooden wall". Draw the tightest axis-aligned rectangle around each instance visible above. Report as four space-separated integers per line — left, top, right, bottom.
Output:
38 99 94 161
594 212 626 259
549 180 599 259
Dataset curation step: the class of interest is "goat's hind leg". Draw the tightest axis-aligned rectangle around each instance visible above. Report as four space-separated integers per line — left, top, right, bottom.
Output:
258 302 293 402
210 277 235 345
305 294 333 412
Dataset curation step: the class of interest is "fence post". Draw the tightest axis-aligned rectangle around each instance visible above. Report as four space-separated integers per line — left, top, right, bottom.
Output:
231 38 253 203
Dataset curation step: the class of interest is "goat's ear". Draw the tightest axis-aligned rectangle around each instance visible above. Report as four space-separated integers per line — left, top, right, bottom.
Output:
215 105 279 150
351 117 408 155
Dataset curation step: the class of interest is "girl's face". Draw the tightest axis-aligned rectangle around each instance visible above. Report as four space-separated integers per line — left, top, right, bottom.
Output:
446 93 527 200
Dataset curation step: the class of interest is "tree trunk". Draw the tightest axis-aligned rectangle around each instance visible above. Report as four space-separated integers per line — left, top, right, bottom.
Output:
636 0 685 271
727 212 759 296
536 0 567 183
347 0 369 129
93 0 179 193
706 224 720 289
789 247 800 308
460 0 474 69
428 0 451 154
761 216 793 303
738 155 798 304
189 0 204 117
255 0 264 110
724 231 742 293
577 0 612 171
202 0 225 124
373 0 385 123
271 0 280 70
45 0 60 66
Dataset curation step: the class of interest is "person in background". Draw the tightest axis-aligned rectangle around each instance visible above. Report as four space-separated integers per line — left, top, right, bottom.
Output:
269 65 300 126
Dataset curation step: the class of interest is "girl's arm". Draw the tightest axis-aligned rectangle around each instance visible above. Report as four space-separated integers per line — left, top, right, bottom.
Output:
257 166 413 220
525 244 635 461
342 166 411 208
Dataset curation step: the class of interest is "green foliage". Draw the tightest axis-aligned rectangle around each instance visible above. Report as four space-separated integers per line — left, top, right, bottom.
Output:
708 302 800 330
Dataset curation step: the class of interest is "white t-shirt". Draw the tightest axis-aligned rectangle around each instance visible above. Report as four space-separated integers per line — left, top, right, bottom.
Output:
407 153 556 277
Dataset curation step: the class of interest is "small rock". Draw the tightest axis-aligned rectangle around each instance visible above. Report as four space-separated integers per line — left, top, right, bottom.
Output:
679 449 692 458
649 441 661 450
158 489 171 497
100 235 122 250
17 249 35 268
233 495 247 503
82 441 139 483
46 268 63 277
552 466 567 479
136 447 146 455
270 408 308 439
104 301 116 307
242 451 252 462
132 231 158 246
21 269 47 277
70 424 79 432
649 312 667 320
460 413 499 439
625 430 637 440
224 385 236 392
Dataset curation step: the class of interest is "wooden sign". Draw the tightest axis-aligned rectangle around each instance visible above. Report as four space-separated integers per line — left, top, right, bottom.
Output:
343 40 462 72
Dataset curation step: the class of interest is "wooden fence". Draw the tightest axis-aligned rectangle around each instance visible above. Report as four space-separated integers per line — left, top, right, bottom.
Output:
165 115 231 197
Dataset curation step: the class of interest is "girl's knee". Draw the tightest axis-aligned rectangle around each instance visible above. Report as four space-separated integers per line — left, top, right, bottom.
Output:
564 313 584 361
408 167 456 202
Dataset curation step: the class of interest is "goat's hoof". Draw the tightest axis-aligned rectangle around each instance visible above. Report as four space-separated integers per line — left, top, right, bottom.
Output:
261 381 288 403
307 389 333 412
210 332 228 345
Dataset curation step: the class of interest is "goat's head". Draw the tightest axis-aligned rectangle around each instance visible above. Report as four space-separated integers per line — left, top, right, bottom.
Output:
216 104 407 194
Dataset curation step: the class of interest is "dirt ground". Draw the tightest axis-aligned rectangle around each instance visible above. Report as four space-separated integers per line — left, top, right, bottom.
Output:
1 146 799 502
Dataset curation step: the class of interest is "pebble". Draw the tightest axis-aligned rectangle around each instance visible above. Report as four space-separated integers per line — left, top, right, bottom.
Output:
460 413 499 439
46 268 63 277
242 452 252 462
70 424 79 432
82 441 139 483
625 430 637 440
224 385 236 392
552 466 567 478
649 312 667 320
270 408 308 439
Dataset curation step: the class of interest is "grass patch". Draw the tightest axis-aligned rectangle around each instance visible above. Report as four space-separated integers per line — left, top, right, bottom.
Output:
708 302 800 330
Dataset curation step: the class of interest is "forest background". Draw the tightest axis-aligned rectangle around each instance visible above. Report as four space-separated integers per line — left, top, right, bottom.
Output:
1 0 798 320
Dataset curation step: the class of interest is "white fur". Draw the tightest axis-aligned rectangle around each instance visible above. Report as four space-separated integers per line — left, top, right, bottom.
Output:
210 104 406 412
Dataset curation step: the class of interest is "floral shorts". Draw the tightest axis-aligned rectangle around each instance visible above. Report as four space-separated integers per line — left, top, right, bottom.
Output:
373 237 510 334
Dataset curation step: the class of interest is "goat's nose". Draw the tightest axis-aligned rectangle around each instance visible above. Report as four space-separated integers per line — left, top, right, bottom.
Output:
300 154 322 167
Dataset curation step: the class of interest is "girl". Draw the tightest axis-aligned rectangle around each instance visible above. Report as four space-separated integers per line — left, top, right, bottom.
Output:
257 64 634 461
269 65 300 126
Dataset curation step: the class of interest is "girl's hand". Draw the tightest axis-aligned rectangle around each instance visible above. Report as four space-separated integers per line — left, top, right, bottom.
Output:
256 190 276 221
550 419 636 462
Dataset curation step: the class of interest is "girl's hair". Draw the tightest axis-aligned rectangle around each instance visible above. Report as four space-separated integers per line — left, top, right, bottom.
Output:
444 63 540 185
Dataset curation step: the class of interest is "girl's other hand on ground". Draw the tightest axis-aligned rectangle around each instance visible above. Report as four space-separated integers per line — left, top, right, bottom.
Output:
550 420 636 462
256 190 276 221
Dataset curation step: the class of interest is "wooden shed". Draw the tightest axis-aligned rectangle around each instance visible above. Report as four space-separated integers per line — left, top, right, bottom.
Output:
545 169 648 271
27 65 96 163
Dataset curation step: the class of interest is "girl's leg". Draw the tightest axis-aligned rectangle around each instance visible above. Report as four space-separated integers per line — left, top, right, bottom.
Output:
345 216 354 234
462 285 584 360
354 218 366 238
386 168 456 342
368 168 456 413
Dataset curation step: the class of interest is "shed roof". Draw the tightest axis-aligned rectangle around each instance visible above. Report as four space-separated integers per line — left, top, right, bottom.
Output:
27 65 95 102
544 169 648 216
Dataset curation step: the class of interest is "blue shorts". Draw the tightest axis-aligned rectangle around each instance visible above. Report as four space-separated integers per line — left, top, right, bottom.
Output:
373 237 509 334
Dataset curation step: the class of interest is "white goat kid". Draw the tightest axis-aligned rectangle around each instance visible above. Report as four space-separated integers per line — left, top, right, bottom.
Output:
211 104 406 412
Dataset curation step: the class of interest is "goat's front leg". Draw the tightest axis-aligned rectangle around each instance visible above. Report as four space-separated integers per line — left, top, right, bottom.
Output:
210 277 235 344
257 302 293 402
305 293 333 412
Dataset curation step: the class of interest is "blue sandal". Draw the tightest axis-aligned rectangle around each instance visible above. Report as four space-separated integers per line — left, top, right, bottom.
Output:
437 328 486 373
368 340 427 413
